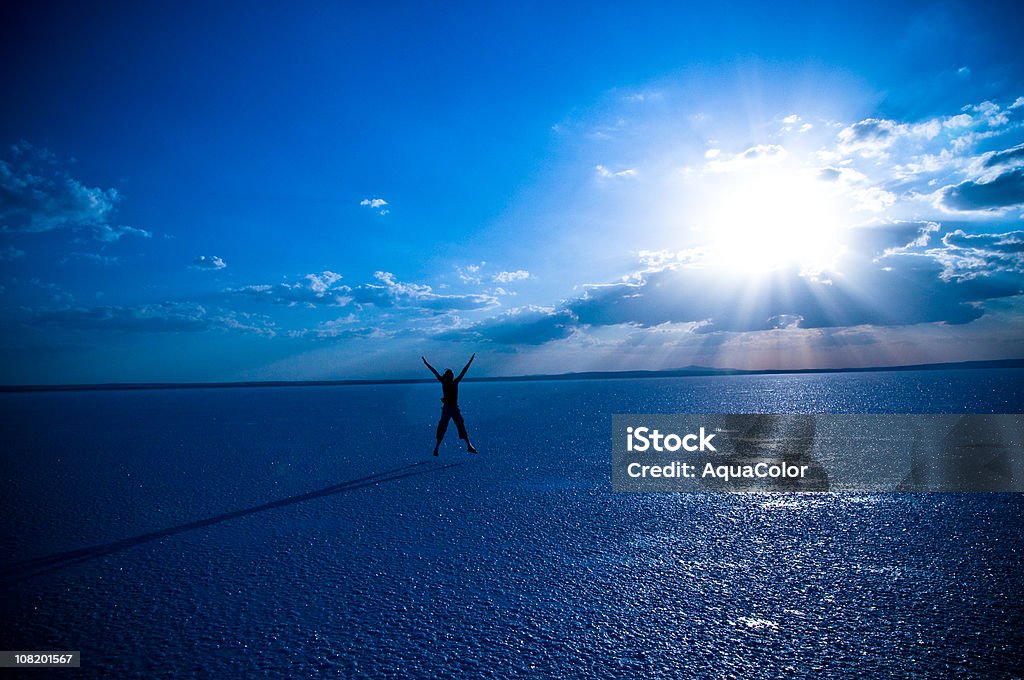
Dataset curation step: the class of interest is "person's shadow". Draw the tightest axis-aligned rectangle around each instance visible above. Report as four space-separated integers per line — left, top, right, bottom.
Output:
0 460 461 586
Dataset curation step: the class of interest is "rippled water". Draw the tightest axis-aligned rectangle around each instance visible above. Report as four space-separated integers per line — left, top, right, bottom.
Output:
2 369 1023 677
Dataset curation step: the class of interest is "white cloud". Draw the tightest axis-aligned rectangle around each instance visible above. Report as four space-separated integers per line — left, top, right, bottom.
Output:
891 149 956 179
214 311 277 338
359 197 390 215
818 166 869 184
818 164 898 211
62 252 121 266
457 262 485 284
595 164 637 179
191 255 227 270
492 269 530 283
235 270 349 307
973 143 1024 174
352 271 498 311
289 315 385 340
706 144 787 172
0 246 26 261
912 119 942 140
635 248 706 269
637 249 678 268
922 229 1024 280
234 269 497 313
852 186 898 212
964 101 1010 127
623 90 662 103
781 115 813 134
944 113 973 128
305 270 343 293
837 118 909 157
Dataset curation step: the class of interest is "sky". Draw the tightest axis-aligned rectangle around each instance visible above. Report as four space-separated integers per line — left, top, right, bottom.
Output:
2 1 1024 384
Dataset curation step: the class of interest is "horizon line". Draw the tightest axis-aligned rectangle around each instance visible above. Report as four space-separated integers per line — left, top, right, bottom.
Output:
2 358 1023 393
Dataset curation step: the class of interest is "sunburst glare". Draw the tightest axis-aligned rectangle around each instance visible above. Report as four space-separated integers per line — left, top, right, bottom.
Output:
696 169 849 276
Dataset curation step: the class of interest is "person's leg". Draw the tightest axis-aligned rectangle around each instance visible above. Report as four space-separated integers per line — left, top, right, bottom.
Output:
434 411 451 456
453 409 477 453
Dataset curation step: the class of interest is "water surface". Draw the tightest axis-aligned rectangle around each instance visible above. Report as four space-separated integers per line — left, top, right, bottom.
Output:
2 370 1023 677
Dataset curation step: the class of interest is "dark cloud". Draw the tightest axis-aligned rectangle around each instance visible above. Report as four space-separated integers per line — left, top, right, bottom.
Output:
982 143 1024 169
815 328 879 347
31 303 276 336
940 168 1024 211
0 144 150 241
818 167 843 182
454 240 1024 346
61 252 122 266
33 303 211 333
438 307 576 345
841 118 897 143
570 262 979 332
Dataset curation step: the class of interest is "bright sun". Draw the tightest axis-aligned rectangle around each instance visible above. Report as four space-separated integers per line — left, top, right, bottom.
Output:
698 170 848 276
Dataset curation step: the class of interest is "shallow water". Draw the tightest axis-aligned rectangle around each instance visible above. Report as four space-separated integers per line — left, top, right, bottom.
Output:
2 370 1023 677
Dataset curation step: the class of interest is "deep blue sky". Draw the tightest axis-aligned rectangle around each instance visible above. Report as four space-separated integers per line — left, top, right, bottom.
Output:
2 1 1023 383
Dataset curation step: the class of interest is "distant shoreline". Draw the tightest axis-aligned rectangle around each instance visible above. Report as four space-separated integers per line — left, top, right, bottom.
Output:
3 358 1023 393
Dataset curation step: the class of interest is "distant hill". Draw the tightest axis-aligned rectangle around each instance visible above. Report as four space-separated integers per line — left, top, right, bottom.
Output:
480 358 1024 383
3 358 1024 393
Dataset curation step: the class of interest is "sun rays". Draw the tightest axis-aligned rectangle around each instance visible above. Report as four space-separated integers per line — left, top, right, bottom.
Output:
696 167 850 278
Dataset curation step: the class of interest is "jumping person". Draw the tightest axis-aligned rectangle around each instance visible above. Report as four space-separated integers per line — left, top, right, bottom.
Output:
422 353 478 456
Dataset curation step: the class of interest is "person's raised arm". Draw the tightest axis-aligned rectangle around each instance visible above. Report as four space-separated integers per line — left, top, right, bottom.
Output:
455 353 476 382
422 356 442 381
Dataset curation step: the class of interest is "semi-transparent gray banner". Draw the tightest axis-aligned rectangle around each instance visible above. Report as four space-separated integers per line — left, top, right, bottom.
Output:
612 414 1024 492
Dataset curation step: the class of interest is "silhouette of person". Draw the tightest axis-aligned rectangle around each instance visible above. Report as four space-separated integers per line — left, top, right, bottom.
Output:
422 353 478 456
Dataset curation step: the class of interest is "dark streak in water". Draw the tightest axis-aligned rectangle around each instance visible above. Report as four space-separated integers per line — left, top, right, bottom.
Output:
0 461 463 585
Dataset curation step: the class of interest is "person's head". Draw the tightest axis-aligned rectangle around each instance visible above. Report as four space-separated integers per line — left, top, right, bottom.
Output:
442 368 454 382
